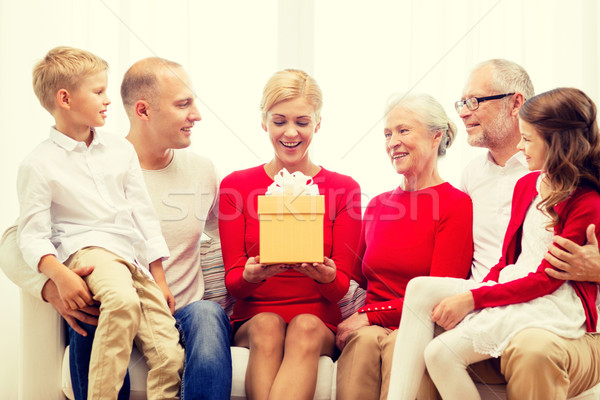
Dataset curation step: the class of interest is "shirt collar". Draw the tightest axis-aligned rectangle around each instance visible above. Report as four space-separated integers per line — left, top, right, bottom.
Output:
49 127 104 151
485 150 528 169
506 151 528 168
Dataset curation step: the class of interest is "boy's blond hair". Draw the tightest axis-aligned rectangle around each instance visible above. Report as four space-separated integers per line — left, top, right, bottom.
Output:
32 46 109 113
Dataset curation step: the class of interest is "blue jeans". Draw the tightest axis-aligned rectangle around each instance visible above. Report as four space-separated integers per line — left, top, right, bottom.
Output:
68 323 130 400
175 300 232 400
69 300 232 400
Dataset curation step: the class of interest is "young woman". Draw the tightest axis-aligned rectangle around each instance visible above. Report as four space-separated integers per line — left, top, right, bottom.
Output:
218 69 361 400
388 87 600 400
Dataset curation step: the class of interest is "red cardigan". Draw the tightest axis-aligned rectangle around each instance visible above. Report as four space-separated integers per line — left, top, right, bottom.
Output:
471 171 600 332
353 183 473 329
218 165 362 332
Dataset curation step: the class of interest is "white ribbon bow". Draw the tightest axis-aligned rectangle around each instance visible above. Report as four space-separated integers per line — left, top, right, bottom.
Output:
265 168 320 196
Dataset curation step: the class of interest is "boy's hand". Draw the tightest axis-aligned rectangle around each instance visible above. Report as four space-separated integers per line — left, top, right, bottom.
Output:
39 254 95 311
148 259 175 314
54 267 95 310
41 267 100 337
157 280 176 315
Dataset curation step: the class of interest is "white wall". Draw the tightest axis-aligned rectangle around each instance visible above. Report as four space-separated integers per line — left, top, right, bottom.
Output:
1 0 599 397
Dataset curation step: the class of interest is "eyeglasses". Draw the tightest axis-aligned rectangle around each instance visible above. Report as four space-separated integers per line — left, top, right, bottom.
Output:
454 93 515 114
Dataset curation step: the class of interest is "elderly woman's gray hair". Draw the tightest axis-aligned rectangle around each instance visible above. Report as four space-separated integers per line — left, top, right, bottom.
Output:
385 93 457 156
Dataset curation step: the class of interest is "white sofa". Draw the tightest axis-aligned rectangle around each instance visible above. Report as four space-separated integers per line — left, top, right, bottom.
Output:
17 238 600 399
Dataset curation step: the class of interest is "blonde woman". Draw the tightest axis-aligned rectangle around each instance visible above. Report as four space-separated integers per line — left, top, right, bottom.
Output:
218 69 361 400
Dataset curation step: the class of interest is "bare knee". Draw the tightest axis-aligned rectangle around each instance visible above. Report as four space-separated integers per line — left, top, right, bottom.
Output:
286 314 331 354
288 314 323 334
247 312 286 352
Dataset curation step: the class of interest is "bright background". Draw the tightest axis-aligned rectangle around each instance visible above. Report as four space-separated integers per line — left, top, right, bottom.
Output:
1 0 599 397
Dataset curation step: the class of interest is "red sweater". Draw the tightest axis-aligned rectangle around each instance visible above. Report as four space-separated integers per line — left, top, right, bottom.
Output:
472 172 600 332
218 165 362 331
353 183 473 329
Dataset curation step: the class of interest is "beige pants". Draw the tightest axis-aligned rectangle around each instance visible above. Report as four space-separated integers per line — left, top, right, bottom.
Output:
66 247 184 400
502 328 600 400
420 327 600 400
336 325 397 400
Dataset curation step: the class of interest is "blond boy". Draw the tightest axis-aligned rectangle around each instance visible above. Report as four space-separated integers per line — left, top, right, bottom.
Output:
17 46 183 399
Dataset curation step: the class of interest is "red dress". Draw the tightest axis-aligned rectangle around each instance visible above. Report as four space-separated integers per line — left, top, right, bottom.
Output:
219 165 362 331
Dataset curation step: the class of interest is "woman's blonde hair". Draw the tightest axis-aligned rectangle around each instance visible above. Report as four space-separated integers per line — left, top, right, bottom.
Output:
385 93 457 156
519 87 600 227
260 69 323 122
32 46 108 112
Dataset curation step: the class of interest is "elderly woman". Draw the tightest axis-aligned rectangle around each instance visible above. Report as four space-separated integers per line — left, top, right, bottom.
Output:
335 94 473 400
218 69 361 400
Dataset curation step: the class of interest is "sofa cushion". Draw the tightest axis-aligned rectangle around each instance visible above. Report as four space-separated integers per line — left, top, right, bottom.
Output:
200 237 235 316
231 347 335 400
62 345 149 400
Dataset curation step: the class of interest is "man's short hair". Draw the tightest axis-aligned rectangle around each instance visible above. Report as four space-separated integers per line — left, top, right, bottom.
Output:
32 46 109 113
474 59 535 100
120 57 182 114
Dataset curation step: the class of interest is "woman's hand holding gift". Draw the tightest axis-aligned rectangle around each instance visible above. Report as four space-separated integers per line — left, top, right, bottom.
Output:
294 256 336 284
243 256 293 283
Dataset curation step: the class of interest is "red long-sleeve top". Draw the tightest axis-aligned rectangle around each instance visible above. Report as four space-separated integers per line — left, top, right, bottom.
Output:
218 165 362 331
472 172 600 332
353 182 473 329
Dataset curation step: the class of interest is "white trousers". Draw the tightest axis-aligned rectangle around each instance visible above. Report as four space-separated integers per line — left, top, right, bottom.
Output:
387 276 489 400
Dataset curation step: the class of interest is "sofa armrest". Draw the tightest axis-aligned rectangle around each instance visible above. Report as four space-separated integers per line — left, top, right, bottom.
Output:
20 290 67 400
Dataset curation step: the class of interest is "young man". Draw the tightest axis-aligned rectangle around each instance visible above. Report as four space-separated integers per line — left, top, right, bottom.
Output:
17 47 183 399
459 59 600 399
121 57 232 400
2 56 232 399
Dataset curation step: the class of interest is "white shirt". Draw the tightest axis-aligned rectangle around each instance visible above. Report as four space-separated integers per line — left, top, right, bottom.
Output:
16 127 169 272
460 151 529 281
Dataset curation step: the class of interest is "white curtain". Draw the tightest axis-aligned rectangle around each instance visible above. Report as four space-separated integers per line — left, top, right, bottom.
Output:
1 0 599 397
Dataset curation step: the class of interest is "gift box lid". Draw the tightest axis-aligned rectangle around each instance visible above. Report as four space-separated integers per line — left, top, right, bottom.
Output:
257 195 325 215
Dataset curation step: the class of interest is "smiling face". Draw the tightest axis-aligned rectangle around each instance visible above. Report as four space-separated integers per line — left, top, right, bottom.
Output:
384 106 441 178
68 70 110 130
263 96 320 169
147 67 201 150
517 119 547 171
459 65 514 150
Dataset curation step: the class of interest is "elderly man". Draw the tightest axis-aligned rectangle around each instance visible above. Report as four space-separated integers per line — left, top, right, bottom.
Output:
458 58 600 399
